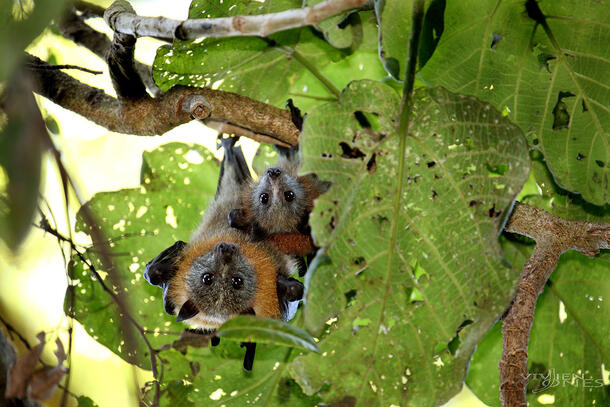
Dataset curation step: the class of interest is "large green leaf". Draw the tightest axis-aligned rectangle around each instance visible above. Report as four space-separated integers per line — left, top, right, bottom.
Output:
150 342 319 407
152 0 343 107
418 0 610 205
290 80 530 406
69 143 219 368
466 157 610 406
217 316 320 352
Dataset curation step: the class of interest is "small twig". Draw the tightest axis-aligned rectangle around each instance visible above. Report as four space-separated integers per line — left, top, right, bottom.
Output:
0 314 32 350
35 215 162 406
104 0 368 41
500 202 610 406
25 63 102 75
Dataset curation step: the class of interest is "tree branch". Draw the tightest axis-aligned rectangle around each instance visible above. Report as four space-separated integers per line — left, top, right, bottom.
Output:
26 54 299 145
104 0 368 41
58 8 161 96
500 202 610 407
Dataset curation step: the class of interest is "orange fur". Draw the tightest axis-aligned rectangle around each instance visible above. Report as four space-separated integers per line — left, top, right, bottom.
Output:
168 232 281 329
268 233 315 257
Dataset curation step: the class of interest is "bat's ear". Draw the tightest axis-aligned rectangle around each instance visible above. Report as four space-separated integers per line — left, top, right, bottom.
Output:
228 209 249 230
144 240 187 286
277 276 304 302
176 299 199 322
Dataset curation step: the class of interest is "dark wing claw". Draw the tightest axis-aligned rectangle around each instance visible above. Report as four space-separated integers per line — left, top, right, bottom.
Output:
218 134 252 190
143 240 187 286
286 99 303 131
240 342 257 371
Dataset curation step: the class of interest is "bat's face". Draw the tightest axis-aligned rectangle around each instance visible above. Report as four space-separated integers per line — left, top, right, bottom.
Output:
185 242 257 319
251 167 307 234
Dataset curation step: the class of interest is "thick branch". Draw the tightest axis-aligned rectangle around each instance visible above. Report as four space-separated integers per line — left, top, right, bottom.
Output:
27 54 298 145
500 202 610 407
105 0 368 41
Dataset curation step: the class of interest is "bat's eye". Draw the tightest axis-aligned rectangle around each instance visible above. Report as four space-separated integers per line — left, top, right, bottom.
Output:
202 273 214 285
259 193 269 205
232 276 243 289
284 191 295 202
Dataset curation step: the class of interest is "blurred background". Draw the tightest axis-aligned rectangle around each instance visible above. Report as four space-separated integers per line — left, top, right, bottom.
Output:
0 1 488 405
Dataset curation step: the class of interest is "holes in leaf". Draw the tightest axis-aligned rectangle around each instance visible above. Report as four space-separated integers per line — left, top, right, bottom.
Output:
576 153 586 160
353 257 366 266
469 200 479 207
321 152 333 158
354 111 371 128
339 142 366 160
490 33 503 49
532 43 555 73
427 161 436 168
431 189 438 199
487 162 509 177
344 289 357 307
596 160 605 168
329 215 336 230
552 91 575 130
488 204 501 218
582 100 588 112
366 154 377 174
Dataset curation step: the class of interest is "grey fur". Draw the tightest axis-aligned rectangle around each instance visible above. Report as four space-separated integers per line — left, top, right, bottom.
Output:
186 242 257 319
251 168 307 234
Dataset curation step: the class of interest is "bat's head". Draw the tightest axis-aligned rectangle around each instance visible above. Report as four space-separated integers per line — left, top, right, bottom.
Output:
182 241 257 321
250 167 308 234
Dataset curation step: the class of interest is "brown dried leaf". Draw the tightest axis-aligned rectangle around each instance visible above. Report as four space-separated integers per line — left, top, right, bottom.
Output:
4 332 45 399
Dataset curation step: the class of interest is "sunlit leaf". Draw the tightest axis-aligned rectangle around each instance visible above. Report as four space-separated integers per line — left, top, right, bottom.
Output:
419 0 610 205
69 143 219 368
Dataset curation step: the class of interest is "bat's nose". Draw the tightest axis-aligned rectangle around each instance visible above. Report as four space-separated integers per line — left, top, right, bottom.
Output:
214 242 238 263
266 167 281 178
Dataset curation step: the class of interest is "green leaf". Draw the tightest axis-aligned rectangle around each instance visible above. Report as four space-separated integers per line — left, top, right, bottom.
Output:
153 0 343 108
69 142 219 368
149 344 320 407
291 80 530 406
217 315 320 352
305 0 362 50
419 0 610 205
76 396 99 407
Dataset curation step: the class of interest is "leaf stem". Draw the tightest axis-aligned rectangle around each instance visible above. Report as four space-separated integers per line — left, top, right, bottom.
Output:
281 45 341 98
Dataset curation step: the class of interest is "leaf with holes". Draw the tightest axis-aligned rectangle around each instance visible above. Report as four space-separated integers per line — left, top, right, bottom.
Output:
418 0 610 205
152 0 343 108
147 341 319 407
216 315 320 352
290 80 530 406
68 143 219 368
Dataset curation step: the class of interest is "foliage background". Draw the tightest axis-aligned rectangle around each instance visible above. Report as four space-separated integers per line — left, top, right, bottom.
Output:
2 2 607 404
